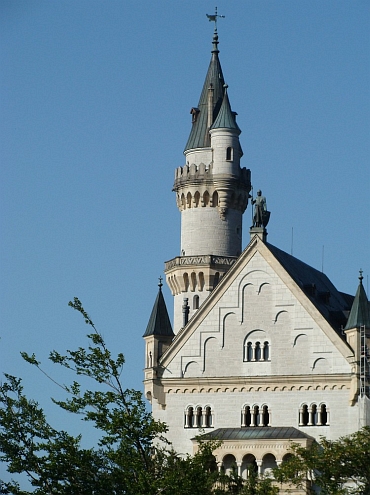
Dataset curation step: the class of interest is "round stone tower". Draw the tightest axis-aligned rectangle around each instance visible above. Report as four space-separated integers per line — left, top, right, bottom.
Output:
165 30 251 333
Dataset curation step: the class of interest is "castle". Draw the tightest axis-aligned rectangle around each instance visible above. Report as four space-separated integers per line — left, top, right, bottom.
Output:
143 28 370 478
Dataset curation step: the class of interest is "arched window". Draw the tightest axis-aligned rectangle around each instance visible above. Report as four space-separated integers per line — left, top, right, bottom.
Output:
242 405 251 427
226 147 233 160
205 406 212 428
263 341 269 361
186 192 192 208
185 407 194 428
194 191 200 207
319 404 328 425
195 407 202 427
252 405 259 426
310 404 317 426
255 342 261 361
262 405 269 426
212 191 218 207
193 295 199 310
245 342 253 362
300 404 309 426
203 191 210 206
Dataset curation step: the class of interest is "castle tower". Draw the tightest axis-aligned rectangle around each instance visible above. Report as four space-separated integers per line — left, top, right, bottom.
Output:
165 30 252 333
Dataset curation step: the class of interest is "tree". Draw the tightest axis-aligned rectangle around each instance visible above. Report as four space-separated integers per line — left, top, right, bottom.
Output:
0 298 220 495
273 428 370 495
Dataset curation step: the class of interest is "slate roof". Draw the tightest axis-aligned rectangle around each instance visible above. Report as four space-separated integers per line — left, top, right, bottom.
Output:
196 427 313 441
143 283 174 337
266 242 353 336
184 32 226 152
344 274 370 330
211 86 240 132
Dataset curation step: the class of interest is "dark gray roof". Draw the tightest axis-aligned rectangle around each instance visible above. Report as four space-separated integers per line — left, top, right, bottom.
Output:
266 243 353 336
344 274 370 330
211 87 240 132
196 427 313 441
184 32 225 152
143 284 174 337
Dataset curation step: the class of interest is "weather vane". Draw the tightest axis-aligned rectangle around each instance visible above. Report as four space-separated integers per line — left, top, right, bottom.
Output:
206 7 225 30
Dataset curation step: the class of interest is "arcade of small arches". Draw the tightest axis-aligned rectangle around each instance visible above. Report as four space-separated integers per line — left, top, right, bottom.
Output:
217 451 291 479
175 189 248 213
184 403 329 429
166 270 223 296
165 383 348 394
244 340 270 362
241 404 270 427
299 403 329 426
184 405 213 428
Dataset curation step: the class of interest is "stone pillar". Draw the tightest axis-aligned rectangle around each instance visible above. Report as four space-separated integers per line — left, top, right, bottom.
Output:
256 460 262 476
236 461 242 477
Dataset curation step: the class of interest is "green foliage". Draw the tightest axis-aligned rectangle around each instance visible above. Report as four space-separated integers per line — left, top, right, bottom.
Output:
273 428 370 495
0 298 220 494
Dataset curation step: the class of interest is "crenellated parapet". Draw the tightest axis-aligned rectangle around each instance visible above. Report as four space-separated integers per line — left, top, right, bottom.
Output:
173 162 251 215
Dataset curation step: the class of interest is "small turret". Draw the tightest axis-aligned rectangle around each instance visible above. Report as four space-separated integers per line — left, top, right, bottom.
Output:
344 271 370 404
143 279 174 404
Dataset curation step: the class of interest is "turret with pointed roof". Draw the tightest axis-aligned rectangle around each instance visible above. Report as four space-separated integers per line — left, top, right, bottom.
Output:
345 271 370 331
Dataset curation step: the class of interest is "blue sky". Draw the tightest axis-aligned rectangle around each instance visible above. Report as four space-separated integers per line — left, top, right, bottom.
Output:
1 0 369 474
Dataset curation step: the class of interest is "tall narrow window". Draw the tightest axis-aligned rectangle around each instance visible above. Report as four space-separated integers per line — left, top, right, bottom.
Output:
193 295 199 309
246 342 253 362
205 407 212 427
262 405 269 426
226 147 233 160
301 404 309 426
320 404 328 425
255 342 261 361
263 341 269 361
196 407 202 427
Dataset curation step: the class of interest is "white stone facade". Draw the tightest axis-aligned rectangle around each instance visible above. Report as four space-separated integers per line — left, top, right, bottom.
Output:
145 237 361 457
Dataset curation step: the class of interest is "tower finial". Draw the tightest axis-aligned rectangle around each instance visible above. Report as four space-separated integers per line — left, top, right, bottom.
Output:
158 276 163 290
359 269 363 284
206 6 225 52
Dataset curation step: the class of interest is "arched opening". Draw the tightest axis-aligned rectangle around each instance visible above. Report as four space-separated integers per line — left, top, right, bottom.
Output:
255 342 261 361
193 295 199 310
194 191 200 207
195 406 202 427
226 147 233 161
186 192 192 208
263 341 269 361
261 454 277 477
262 405 269 426
320 404 328 425
185 407 194 428
199 272 205 291
252 405 259 426
205 406 212 427
241 454 257 480
311 404 317 426
301 404 309 426
203 191 210 206
245 341 253 362
181 193 186 210
183 273 189 292
242 405 251 427
222 454 237 476
212 190 219 207
190 272 196 291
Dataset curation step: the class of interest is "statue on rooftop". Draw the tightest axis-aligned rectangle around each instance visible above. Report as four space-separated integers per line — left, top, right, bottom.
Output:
252 190 270 228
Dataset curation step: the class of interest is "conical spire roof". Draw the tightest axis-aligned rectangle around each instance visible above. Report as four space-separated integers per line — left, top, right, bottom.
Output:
211 85 241 132
184 31 225 151
344 271 370 330
143 280 174 337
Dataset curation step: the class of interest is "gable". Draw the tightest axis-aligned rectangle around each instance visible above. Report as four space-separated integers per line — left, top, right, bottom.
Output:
160 239 353 380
